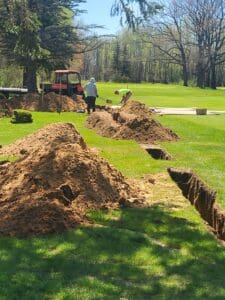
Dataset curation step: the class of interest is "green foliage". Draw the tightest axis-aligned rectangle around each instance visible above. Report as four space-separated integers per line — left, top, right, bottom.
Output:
11 111 33 124
0 0 85 91
0 65 23 87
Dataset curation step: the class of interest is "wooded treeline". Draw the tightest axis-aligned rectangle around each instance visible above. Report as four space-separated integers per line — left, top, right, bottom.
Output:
1 0 225 90
83 0 225 88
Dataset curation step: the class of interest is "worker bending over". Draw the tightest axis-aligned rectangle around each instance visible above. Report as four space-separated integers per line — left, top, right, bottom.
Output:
114 88 132 104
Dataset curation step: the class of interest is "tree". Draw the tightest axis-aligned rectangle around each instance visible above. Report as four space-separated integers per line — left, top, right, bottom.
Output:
0 0 85 91
183 0 225 88
111 0 162 29
142 0 191 86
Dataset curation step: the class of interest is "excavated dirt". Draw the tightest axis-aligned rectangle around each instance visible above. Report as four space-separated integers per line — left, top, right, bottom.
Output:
119 100 153 118
168 168 225 241
0 123 145 237
86 100 178 144
0 92 86 112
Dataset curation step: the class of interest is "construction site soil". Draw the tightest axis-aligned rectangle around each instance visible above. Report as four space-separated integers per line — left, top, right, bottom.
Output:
0 123 147 237
86 100 178 144
0 92 86 112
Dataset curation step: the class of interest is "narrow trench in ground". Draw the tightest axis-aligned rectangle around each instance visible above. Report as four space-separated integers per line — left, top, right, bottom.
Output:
146 148 172 160
140 144 172 160
168 167 225 242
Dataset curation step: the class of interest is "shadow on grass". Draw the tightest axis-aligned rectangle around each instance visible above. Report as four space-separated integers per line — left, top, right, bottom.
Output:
1 206 225 299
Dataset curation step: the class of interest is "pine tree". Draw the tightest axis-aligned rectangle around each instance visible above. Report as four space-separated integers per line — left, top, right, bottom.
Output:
0 0 85 91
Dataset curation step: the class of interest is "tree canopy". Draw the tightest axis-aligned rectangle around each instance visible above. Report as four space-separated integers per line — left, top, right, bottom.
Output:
0 0 85 91
111 0 162 29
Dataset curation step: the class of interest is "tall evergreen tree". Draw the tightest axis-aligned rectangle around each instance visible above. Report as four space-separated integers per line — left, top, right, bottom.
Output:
0 0 85 91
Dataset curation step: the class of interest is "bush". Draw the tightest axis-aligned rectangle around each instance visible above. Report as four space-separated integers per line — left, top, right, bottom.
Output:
11 111 33 124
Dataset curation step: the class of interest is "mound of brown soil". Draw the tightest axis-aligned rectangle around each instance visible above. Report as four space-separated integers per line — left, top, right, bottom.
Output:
86 101 178 144
119 100 153 118
6 92 86 112
0 123 142 237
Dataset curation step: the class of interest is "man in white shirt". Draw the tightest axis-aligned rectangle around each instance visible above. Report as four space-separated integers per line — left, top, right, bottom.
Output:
84 78 98 114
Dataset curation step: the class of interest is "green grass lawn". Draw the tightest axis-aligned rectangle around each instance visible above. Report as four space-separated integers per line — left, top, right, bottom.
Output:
97 82 225 110
1 84 225 299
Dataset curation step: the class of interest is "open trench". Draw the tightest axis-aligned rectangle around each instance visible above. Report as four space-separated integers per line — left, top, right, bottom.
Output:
168 167 225 241
140 144 172 160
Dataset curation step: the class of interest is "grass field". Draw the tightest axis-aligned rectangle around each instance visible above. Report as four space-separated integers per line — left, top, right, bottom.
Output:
1 83 225 299
97 82 225 110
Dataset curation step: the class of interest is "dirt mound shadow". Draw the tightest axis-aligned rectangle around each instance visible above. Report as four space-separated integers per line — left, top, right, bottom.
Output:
86 100 178 144
3 92 86 112
0 123 143 237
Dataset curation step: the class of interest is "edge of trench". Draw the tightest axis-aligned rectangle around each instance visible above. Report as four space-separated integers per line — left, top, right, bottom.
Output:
167 167 225 242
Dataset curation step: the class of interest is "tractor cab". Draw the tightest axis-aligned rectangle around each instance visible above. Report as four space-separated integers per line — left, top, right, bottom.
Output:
52 70 84 97
42 70 84 98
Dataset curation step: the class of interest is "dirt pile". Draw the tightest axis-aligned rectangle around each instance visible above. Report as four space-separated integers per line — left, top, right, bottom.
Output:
3 92 86 112
0 123 144 237
86 100 178 144
119 100 153 118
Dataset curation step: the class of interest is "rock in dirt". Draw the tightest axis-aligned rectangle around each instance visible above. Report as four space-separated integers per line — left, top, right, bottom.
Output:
86 100 178 144
0 123 143 237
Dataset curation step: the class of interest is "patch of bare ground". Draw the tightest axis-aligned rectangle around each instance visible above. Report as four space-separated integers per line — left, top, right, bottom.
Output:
0 123 148 237
86 100 178 144
0 92 86 112
129 172 189 210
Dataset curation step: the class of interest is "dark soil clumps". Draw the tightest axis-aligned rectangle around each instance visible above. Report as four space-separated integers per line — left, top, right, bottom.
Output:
0 123 143 237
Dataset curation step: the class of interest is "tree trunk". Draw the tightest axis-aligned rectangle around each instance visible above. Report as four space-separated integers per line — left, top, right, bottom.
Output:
205 69 210 88
196 62 205 88
210 63 217 89
182 63 189 86
196 45 205 88
23 64 37 92
180 48 189 86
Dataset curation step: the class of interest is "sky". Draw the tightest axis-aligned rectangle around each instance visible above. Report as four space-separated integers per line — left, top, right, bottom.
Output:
78 0 122 35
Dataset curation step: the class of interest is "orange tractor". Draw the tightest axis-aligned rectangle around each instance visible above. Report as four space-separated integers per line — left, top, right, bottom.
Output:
41 70 85 99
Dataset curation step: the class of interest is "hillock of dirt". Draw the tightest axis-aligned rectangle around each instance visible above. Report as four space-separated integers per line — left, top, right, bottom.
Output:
86 100 178 144
119 100 153 118
0 123 144 237
0 92 86 112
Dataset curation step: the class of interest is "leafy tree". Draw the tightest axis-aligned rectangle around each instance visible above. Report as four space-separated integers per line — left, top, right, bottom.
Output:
183 0 225 88
0 0 85 91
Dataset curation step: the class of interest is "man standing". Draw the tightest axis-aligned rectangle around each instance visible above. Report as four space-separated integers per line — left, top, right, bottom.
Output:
114 88 132 104
84 78 98 114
